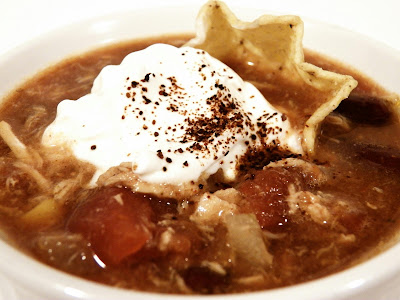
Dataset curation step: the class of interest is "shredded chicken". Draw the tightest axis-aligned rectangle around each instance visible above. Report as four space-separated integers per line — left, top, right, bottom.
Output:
97 163 205 200
158 227 175 252
235 274 265 286
24 106 48 134
316 243 335 259
266 157 328 186
0 121 36 165
338 233 356 243
190 190 239 225
286 185 333 225
262 230 287 240
173 272 193 294
213 188 243 203
200 261 227 276
324 114 352 132
53 174 85 204
13 161 51 192
0 121 94 228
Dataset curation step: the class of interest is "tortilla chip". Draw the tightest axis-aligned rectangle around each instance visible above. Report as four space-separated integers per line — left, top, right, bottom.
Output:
185 1 358 155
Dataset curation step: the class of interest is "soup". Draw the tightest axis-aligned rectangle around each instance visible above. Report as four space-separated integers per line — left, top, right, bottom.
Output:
0 3 399 296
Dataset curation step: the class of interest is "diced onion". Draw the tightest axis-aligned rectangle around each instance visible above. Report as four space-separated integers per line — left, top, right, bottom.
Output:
225 214 273 267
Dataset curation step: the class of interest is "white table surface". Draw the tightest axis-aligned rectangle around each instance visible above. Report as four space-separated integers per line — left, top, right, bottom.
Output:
0 0 399 57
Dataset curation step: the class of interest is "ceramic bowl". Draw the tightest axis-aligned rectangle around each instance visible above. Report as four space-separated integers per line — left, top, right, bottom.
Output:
0 3 399 300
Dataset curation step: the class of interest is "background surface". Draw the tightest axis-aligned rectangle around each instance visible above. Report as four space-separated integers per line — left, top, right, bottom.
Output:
0 0 399 56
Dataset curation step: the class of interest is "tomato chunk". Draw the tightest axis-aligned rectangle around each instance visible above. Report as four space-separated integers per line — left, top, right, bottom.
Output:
238 168 300 230
67 187 153 265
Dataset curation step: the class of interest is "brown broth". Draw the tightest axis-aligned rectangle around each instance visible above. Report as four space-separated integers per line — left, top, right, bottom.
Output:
0 34 399 294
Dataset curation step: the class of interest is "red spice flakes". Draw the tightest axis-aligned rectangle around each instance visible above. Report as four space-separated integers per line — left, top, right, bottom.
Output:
157 150 164 159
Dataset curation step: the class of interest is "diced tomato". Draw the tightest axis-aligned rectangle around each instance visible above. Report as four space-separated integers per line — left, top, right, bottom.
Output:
131 221 203 264
238 168 301 230
67 187 153 265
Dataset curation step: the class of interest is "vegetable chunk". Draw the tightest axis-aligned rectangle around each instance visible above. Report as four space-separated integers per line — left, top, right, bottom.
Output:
67 187 153 265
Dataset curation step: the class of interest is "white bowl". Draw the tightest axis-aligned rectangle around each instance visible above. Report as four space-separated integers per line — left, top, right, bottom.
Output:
0 3 399 300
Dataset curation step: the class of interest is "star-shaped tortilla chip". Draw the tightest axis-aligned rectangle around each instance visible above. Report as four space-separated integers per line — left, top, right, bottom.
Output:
185 0 358 155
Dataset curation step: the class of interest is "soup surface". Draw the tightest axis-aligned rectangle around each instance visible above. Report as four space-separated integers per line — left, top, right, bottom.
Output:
0 34 400 294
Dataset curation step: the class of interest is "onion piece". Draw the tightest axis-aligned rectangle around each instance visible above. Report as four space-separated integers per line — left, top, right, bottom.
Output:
225 214 273 267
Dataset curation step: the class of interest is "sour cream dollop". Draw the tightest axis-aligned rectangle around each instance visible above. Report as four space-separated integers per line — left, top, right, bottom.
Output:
42 44 302 185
